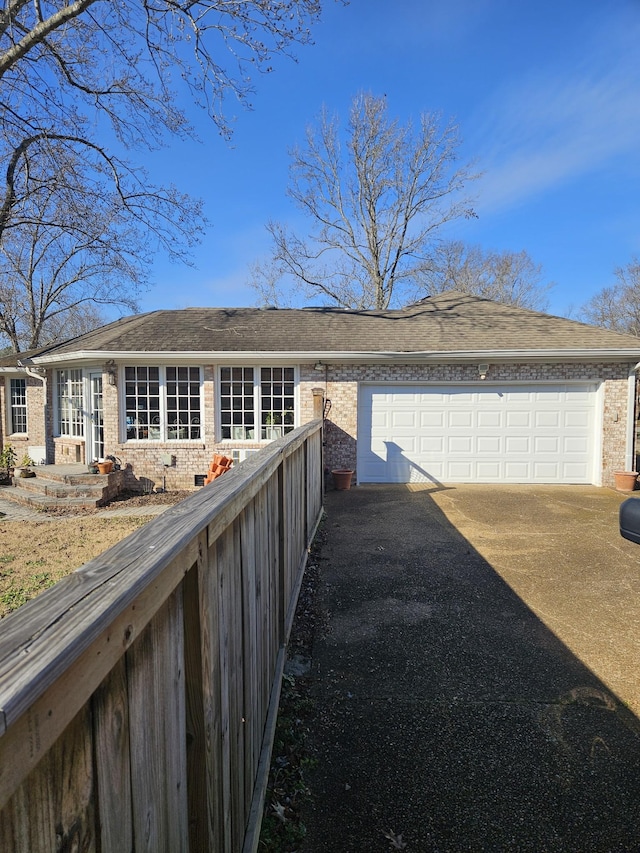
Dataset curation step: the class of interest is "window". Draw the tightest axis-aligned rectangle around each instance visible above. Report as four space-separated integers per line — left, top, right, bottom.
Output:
220 367 255 440
166 367 201 440
9 378 27 433
220 367 295 440
125 366 160 440
57 369 84 437
125 366 201 441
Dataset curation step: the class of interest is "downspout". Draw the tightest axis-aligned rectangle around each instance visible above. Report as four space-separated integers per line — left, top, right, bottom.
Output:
19 363 49 462
626 363 640 471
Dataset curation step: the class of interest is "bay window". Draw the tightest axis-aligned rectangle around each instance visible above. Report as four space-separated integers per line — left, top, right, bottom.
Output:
220 366 295 440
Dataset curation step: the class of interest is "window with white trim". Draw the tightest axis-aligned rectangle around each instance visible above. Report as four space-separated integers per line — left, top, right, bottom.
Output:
57 369 84 437
166 367 201 440
9 378 27 433
125 366 202 441
220 366 295 440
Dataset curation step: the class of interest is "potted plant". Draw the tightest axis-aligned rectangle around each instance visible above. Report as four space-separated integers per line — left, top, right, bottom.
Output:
97 459 113 474
0 443 16 475
0 444 16 482
17 452 36 478
87 460 99 474
331 469 354 490
614 471 638 492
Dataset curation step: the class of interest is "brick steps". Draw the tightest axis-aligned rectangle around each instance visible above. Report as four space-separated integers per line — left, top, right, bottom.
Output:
4 465 123 510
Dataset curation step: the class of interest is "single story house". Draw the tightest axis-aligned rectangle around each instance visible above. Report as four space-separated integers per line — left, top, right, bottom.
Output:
2 290 640 489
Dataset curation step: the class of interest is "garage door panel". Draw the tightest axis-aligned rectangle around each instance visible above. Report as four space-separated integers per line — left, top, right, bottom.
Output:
477 411 502 428
420 437 444 453
391 411 416 428
506 412 531 428
449 392 474 404
448 411 473 428
564 410 591 427
534 436 559 453
506 436 530 453
448 436 473 453
505 462 531 479
535 411 561 428
371 412 389 430
448 461 474 478
370 438 390 454
419 391 446 404
477 462 502 478
563 436 589 453
421 411 445 427
358 383 596 484
564 462 590 478
534 461 561 478
477 436 502 453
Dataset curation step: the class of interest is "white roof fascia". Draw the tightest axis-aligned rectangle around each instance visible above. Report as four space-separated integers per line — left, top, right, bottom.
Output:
0 366 29 374
28 348 640 366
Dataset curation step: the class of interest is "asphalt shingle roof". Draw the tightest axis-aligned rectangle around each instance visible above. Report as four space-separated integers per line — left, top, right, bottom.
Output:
22 291 640 360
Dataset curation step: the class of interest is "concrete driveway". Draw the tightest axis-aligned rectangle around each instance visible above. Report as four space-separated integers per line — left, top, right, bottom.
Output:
300 484 640 852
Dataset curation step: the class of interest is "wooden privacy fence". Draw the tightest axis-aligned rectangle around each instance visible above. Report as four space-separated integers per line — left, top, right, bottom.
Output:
0 419 324 852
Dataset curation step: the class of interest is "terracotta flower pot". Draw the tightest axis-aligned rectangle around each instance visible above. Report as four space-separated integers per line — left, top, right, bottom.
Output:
332 469 354 490
614 471 638 492
97 461 113 475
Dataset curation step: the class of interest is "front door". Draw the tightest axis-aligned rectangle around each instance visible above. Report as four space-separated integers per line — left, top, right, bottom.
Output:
88 372 105 462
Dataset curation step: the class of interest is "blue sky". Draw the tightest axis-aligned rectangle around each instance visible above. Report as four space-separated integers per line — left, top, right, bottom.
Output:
139 0 640 319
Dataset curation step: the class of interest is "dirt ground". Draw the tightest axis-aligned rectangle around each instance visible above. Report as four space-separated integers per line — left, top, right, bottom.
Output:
0 490 192 617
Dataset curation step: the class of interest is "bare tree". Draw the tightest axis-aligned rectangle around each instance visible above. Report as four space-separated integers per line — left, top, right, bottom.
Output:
580 259 640 336
0 0 327 349
252 93 478 309
0 186 140 350
420 240 554 311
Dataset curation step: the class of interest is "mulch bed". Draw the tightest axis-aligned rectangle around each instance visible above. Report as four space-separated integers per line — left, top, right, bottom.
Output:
43 489 195 517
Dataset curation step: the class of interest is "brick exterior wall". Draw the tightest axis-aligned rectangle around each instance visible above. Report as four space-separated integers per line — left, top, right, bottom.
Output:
298 361 636 488
5 360 635 490
1 374 47 463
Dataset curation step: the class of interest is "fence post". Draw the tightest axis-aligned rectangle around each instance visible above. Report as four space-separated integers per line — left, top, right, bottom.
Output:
312 388 325 501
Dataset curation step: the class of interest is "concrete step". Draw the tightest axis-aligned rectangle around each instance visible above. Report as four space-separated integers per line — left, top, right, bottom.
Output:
34 464 107 485
6 465 120 510
12 475 105 499
2 487 101 511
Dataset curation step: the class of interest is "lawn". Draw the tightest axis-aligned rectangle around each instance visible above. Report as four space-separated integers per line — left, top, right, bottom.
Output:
0 516 153 617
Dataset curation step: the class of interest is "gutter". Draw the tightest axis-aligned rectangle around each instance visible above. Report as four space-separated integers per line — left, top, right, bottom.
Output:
28 348 640 367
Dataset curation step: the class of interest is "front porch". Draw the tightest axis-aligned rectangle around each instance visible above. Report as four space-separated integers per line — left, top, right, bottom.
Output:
3 463 131 511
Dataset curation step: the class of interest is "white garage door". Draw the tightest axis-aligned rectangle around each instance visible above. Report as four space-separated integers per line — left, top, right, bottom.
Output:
357 384 598 484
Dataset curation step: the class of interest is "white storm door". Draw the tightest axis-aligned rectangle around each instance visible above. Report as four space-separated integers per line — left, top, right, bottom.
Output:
88 372 105 462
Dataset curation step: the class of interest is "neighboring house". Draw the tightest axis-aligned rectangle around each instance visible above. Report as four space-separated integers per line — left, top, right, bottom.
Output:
1 290 640 489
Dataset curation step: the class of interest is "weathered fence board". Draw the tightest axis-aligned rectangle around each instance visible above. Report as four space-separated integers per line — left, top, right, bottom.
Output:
0 419 323 852
94 656 133 851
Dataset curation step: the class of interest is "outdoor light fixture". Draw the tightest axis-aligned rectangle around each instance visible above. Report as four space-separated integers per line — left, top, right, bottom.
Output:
105 359 118 386
478 363 489 380
314 361 325 372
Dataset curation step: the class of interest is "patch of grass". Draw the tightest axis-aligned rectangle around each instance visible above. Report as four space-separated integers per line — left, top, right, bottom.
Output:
0 587 28 612
0 517 151 618
0 571 58 616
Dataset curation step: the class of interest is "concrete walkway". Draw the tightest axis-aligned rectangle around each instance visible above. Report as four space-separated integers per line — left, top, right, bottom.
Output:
300 485 640 852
